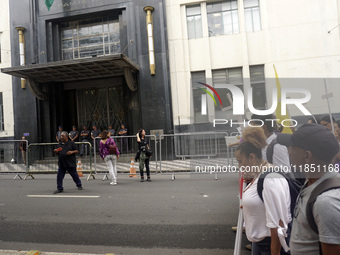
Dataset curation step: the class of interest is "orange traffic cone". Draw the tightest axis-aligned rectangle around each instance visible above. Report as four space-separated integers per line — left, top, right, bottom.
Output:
129 158 137 177
77 160 84 177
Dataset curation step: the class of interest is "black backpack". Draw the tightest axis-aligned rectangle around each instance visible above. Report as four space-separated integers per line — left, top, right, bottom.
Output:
257 170 304 253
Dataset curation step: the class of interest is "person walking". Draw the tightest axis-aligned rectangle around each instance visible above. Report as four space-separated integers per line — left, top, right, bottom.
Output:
136 129 151 182
277 124 340 255
99 130 120 185
53 131 82 194
235 126 292 255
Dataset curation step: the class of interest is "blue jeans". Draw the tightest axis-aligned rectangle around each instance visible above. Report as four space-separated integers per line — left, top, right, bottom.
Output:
57 166 82 191
252 237 271 255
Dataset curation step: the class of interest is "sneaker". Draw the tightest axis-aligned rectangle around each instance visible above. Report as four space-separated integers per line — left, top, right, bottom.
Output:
146 178 151 182
110 182 117 186
140 178 144 182
245 243 252 251
77 186 83 190
53 189 63 194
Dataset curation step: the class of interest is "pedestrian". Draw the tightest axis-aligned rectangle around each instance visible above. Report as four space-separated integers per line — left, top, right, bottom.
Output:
80 125 90 156
91 125 101 152
118 124 128 154
99 130 120 185
69 125 79 142
136 129 151 182
334 120 340 143
108 125 115 137
251 114 290 168
56 126 63 142
53 131 82 194
277 123 340 255
320 115 335 131
307 116 319 124
19 136 27 165
235 126 292 255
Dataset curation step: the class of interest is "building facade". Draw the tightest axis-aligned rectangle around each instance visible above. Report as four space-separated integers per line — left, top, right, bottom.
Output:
166 0 340 132
2 0 173 143
0 0 15 139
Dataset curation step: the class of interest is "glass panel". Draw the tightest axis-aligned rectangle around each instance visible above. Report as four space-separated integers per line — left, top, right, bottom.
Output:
245 8 253 32
110 43 121 54
79 36 103 47
252 7 261 31
244 0 259 8
186 5 201 16
73 39 79 48
62 39 73 49
195 16 203 38
250 65 265 83
191 71 208 123
223 11 233 34
207 3 214 13
63 50 73 60
208 13 215 36
222 1 231 11
89 24 103 35
251 83 266 109
61 29 73 39
79 46 104 58
78 26 90 37
228 68 243 84
109 33 120 43
74 50 79 58
212 2 222 12
103 24 109 33
109 21 120 34
232 10 239 33
213 12 223 36
231 0 238 10
187 16 198 39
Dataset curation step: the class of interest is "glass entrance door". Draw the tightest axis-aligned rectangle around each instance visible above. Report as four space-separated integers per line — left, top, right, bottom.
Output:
77 87 125 132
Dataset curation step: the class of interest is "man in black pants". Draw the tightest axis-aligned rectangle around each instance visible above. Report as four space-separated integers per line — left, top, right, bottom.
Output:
54 131 82 194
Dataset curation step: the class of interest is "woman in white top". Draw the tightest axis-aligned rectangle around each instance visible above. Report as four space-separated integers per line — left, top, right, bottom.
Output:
235 127 291 255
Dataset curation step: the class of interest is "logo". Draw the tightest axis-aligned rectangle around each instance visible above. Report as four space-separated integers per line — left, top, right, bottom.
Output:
198 82 311 116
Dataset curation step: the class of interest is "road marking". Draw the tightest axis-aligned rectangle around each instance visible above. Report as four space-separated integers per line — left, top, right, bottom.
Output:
27 195 100 198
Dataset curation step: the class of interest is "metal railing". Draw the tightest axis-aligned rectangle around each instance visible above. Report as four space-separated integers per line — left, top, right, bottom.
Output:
0 140 28 179
159 132 229 180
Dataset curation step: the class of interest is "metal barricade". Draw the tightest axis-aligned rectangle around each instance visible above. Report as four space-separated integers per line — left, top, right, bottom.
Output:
0 140 28 179
159 132 229 180
27 142 94 180
93 135 158 180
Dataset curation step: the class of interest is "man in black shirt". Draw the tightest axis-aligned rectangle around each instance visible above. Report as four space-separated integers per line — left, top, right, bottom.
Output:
54 131 82 194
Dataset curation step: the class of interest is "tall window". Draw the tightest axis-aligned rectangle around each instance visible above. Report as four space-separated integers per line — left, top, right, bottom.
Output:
207 0 239 36
192 71 208 123
244 0 261 32
0 93 4 131
250 65 266 109
212 68 243 118
61 17 120 60
186 5 203 39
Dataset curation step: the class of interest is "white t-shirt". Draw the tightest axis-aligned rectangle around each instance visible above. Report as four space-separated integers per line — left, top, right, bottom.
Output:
262 133 290 168
243 170 291 243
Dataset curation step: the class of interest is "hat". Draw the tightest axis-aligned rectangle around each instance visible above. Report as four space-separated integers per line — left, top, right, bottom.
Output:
277 123 339 163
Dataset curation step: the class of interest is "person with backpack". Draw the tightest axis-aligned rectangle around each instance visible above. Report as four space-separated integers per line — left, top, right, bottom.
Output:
277 123 340 255
235 126 292 255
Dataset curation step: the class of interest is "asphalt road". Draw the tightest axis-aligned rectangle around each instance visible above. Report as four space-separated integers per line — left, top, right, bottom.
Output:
0 173 250 255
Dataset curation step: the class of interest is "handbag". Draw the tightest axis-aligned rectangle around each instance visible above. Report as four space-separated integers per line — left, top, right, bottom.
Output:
146 147 153 157
108 139 118 155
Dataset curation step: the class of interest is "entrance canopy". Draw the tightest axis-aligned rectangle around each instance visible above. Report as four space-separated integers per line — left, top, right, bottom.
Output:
1 54 139 100
1 54 139 83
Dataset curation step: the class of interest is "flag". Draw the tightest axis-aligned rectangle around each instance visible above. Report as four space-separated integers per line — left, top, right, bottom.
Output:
45 0 54 11
273 65 293 134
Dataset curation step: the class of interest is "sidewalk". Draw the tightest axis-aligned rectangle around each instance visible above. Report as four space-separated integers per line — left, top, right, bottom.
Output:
0 251 106 255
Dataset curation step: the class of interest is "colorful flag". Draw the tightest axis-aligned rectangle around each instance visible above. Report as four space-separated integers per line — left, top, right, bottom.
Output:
273 65 293 134
45 0 54 11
